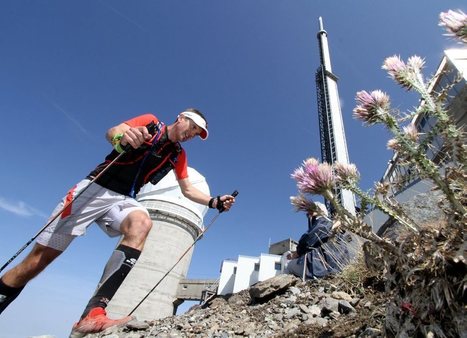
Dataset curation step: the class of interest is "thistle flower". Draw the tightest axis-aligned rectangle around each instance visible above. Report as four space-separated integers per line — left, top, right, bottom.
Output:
304 157 320 167
291 157 334 195
353 90 391 125
382 55 426 91
439 9 467 43
407 56 425 73
387 138 401 151
382 55 407 84
375 181 390 196
334 162 360 184
403 123 419 142
290 194 318 214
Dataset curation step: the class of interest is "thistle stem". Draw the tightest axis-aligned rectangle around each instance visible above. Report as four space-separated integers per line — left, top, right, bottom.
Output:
384 117 466 217
322 190 400 256
347 183 420 233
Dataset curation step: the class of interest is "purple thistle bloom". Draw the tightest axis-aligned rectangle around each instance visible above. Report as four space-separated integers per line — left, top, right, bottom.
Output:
304 157 320 167
375 181 390 195
407 56 425 73
382 55 406 82
290 194 318 214
353 90 390 125
439 9 467 43
382 55 420 90
403 123 419 142
291 158 334 195
334 162 360 183
387 138 401 151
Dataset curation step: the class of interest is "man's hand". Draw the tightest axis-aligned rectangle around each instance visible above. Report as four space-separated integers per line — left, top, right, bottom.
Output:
287 251 299 260
121 126 152 150
215 194 236 212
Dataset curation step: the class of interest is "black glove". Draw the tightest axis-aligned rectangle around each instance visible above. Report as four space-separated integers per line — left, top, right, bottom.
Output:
208 196 225 212
215 196 225 212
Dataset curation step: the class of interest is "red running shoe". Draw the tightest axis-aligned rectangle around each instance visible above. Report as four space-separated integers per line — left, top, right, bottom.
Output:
69 307 133 337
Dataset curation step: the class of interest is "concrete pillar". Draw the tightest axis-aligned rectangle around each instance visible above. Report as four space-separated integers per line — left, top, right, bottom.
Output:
106 168 209 321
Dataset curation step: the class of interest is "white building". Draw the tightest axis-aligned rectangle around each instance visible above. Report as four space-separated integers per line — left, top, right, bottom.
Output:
217 254 283 295
217 239 296 296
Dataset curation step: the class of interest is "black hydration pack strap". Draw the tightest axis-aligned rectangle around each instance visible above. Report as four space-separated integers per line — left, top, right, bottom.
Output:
148 141 181 186
128 121 165 197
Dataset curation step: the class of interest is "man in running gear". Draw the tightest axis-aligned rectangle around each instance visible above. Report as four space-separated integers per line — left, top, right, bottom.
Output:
0 108 235 335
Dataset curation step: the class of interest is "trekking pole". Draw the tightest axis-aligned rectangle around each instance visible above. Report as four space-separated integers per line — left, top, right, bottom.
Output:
0 122 160 274
128 190 239 316
0 151 128 274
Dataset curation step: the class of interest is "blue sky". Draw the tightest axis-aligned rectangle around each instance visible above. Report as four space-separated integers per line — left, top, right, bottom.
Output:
0 1 464 337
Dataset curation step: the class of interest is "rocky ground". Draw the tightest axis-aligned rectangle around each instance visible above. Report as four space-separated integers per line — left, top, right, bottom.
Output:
77 190 465 338
85 270 388 338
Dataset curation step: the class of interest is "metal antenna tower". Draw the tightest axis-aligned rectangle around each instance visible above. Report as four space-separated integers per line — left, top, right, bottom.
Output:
315 17 356 215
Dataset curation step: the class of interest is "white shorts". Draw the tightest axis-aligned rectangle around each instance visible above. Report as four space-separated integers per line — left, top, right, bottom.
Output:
36 179 149 251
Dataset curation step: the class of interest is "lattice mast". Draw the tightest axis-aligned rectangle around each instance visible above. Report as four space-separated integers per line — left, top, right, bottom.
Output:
315 17 356 215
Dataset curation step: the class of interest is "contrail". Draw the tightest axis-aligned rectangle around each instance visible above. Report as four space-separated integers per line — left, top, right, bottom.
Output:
99 0 146 32
0 196 47 218
49 100 90 136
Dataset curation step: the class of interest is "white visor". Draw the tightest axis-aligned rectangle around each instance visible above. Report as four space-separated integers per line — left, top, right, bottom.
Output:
180 111 208 140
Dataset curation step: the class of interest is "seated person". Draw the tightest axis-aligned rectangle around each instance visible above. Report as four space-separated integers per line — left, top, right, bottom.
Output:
284 202 349 279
